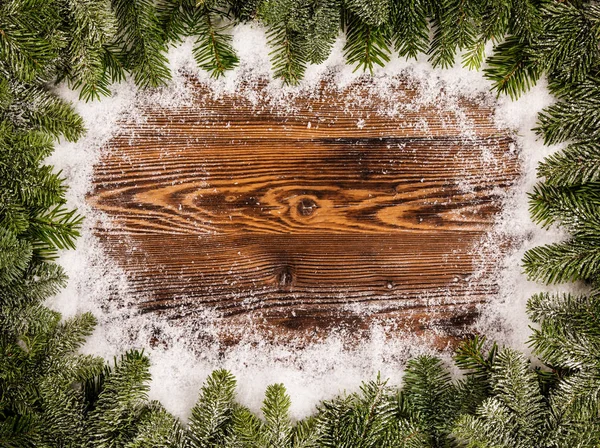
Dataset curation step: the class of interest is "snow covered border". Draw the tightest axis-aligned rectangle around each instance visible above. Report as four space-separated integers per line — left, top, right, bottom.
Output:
46 24 580 420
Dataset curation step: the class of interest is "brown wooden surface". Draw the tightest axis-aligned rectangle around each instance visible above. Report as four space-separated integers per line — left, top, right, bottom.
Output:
90 77 519 348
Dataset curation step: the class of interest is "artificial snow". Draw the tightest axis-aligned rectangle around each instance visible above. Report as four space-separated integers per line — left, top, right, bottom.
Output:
46 23 582 420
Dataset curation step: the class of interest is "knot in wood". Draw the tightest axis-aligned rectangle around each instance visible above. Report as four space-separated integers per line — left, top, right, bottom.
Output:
297 198 318 216
278 266 294 289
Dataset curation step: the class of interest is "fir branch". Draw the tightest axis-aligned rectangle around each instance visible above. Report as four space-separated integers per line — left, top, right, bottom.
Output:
527 289 600 447
85 350 153 448
37 374 88 445
527 292 586 326
484 36 541 100
0 122 81 265
455 336 498 382
548 388 600 448
344 0 390 27
0 227 32 284
43 313 98 375
479 0 512 40
550 370 600 431
382 418 429 448
0 130 66 210
229 403 263 447
523 240 600 285
528 183 600 234
260 0 309 85
111 0 172 89
188 369 237 448
14 166 64 210
0 121 55 166
316 396 354 447
462 39 487 72
316 377 396 448
390 0 430 60
535 2 600 85
191 6 239 78
538 140 600 186
402 356 459 445
508 0 542 42
266 23 306 85
0 0 63 82
353 376 397 447
127 403 186 448
226 0 262 22
27 204 82 260
101 44 128 84
157 0 196 44
291 416 321 448
536 77 600 145
428 0 479 69
63 0 117 101
343 10 391 74
2 83 85 141
1 294 101 448
301 0 340 65
454 349 549 447
0 414 39 448
527 292 600 370
261 383 293 448
1 299 63 341
454 336 498 413
0 203 29 235
453 401 514 448
428 15 457 68
0 261 66 309
462 0 511 71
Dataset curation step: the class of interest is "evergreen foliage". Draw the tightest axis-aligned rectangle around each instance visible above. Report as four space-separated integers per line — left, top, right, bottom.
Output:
0 0 63 83
343 9 391 74
260 0 340 84
0 121 82 262
525 80 600 287
111 0 172 89
62 0 117 101
4 0 598 92
188 369 236 447
427 0 476 70
401 357 459 445
1 292 103 446
1 82 85 141
317 376 397 447
301 1 340 65
390 0 429 61
1 0 598 93
537 139 600 186
191 4 239 78
157 0 239 79
85 350 154 447
534 2 600 86
259 0 306 85
3 0 600 446
344 0 390 27
454 349 549 447
227 0 262 23
528 292 600 447
483 37 541 100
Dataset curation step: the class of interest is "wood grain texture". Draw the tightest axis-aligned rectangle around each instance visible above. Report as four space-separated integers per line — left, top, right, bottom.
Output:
90 76 520 348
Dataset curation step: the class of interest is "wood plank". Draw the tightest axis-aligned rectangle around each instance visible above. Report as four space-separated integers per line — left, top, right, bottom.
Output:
89 76 519 348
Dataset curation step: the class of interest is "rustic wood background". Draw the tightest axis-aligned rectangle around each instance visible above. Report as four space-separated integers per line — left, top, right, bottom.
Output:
89 76 519 349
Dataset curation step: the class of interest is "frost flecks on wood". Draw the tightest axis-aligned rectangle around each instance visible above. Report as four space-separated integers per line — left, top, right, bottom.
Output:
89 77 520 348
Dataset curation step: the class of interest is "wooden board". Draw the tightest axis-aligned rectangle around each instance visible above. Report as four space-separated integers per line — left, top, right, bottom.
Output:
89 77 519 348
